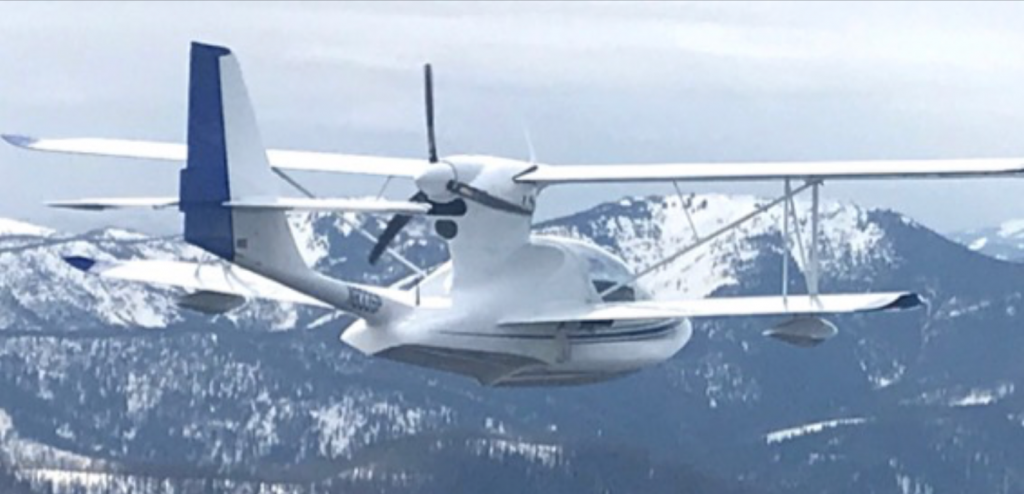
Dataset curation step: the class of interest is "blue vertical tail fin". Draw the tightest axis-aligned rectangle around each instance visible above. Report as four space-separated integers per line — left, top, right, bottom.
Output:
177 42 410 323
179 42 304 273
180 42 235 260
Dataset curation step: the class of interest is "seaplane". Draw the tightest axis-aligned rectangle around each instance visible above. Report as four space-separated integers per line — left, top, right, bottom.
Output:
5 42 1023 386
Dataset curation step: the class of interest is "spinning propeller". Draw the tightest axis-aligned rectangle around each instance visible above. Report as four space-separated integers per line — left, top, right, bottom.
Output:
368 64 532 265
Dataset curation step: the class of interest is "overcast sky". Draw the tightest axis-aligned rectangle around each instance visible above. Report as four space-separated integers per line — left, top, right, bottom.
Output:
3 1 1024 234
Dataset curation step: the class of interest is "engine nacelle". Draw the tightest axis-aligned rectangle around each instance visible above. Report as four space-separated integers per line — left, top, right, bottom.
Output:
763 316 838 347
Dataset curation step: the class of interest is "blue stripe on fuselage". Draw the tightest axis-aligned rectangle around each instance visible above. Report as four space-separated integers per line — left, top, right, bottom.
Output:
441 319 681 344
179 42 235 261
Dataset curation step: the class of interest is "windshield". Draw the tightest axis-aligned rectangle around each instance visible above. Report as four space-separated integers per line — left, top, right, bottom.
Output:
560 240 649 302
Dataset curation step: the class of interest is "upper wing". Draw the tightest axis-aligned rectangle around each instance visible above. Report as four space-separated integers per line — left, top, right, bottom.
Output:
501 292 921 325
14 134 1022 183
515 159 1024 184
64 256 333 308
2 135 429 178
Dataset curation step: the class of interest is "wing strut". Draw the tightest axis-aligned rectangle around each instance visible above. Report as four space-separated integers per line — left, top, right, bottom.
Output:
785 186 809 271
777 179 823 306
599 179 820 298
671 181 701 242
782 179 791 304
809 181 821 299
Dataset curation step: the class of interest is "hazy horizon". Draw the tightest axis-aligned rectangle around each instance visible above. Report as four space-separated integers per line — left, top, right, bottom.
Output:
3 1 1024 235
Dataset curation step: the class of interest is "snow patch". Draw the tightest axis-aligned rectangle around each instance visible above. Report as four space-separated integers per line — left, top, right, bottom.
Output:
940 298 992 320
337 464 421 486
869 363 905 390
0 408 12 440
1008 412 1024 428
484 417 507 435
890 459 935 494
311 398 368 458
949 383 1014 407
23 469 115 490
997 218 1024 238
1 430 106 471
125 372 163 418
968 236 988 251
0 218 54 237
0 218 53 237
312 396 450 459
96 229 148 241
468 437 563 468
766 417 868 445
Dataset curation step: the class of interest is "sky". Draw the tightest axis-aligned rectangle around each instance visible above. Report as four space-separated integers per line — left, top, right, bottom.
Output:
3 1 1024 235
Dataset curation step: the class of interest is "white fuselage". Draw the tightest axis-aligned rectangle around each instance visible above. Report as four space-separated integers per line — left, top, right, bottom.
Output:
341 156 692 386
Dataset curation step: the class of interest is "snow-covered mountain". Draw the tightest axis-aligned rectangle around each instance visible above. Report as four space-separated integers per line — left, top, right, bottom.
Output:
951 219 1024 261
1 194 1023 493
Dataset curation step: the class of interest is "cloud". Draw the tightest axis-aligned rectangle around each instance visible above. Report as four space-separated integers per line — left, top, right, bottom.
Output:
2 1 1024 234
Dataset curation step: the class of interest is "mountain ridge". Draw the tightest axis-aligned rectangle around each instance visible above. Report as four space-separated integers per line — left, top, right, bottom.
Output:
1 193 1022 493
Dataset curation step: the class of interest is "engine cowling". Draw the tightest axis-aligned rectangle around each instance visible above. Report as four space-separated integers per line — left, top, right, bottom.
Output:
414 162 457 202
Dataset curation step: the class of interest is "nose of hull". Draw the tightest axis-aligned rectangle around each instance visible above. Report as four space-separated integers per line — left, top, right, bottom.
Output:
491 318 693 386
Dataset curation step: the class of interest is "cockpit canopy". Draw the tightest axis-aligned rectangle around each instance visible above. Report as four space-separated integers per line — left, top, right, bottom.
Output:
560 239 651 303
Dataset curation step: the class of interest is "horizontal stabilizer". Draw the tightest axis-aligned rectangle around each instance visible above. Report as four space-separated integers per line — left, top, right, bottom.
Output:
63 256 332 309
223 197 430 214
501 292 922 326
47 197 179 211
3 134 429 178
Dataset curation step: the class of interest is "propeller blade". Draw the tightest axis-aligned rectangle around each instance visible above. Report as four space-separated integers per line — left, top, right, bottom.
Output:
447 181 533 216
370 65 440 265
369 191 429 265
424 64 438 164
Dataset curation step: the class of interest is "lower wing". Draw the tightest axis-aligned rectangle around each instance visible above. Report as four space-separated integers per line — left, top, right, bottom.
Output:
500 292 922 325
64 256 333 309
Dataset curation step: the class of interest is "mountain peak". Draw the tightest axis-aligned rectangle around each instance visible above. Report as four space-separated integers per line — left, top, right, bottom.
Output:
997 218 1024 238
0 218 54 237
